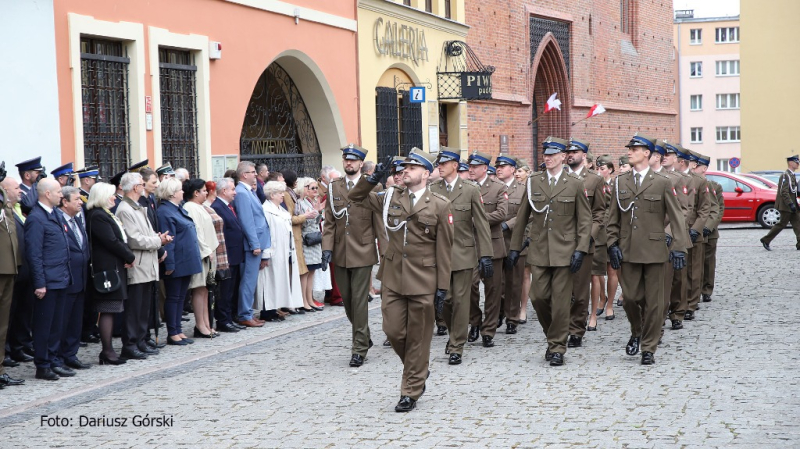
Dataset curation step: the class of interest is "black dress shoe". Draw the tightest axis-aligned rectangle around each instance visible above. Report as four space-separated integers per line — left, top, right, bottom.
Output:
231 322 247 330
605 312 616 321
51 366 76 377
545 349 554 361
138 344 159 355
193 327 213 338
121 348 148 360
436 325 448 336
167 338 188 346
587 325 597 331
626 336 641 356
0 373 25 386
35 368 59 381
505 323 518 334
702 294 712 302
567 335 582 348
146 338 167 349
3 355 19 367
448 353 462 365
684 310 695 321
482 335 494 348
468 326 480 343
383 339 391 347
349 354 364 367
64 359 91 370
549 353 564 366
761 239 771 251
217 323 240 333
671 320 683 330
81 334 101 344
641 351 655 365
10 351 34 363
395 396 416 412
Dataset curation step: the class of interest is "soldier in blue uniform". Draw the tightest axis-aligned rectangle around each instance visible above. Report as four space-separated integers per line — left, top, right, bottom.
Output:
51 163 76 187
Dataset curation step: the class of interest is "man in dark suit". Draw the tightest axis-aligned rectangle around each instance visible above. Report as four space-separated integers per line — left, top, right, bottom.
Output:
55 186 91 371
255 163 269 204
0 167 25 387
211 177 245 332
25 178 72 380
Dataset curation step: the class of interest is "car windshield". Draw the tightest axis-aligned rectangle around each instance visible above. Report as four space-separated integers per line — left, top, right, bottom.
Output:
740 175 776 188
751 172 782 184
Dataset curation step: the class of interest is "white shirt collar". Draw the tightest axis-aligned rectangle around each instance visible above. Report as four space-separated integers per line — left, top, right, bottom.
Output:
445 177 458 190
567 166 582 175
505 179 514 187
38 201 53 214
478 175 488 186
409 185 427 200
345 174 360 185
548 169 563 183
682 168 691 175
219 197 230 206
241 182 253 191
633 166 650 180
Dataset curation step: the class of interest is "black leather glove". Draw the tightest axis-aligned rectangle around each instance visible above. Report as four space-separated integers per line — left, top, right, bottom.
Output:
790 202 798 214
669 250 686 271
434 289 447 316
689 229 700 243
366 156 392 185
665 233 673 247
320 250 332 270
505 250 520 270
501 222 509 232
0 162 6 183
569 251 586 273
703 227 711 237
478 256 494 278
608 244 623 270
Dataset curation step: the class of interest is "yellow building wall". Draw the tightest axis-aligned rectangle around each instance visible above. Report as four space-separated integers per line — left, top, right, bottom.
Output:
740 0 800 171
358 0 468 161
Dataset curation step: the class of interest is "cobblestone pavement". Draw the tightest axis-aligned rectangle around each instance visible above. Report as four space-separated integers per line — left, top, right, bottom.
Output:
1 229 798 448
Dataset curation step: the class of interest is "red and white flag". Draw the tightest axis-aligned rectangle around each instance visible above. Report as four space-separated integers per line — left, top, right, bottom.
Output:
544 93 562 113
586 103 606 118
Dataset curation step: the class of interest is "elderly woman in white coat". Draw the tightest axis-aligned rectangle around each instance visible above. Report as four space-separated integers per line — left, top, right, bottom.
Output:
256 181 303 321
115 173 171 359
182 178 219 338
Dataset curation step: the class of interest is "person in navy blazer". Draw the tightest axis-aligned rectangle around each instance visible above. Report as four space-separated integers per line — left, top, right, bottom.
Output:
55 187 91 371
24 179 72 380
210 177 245 332
156 178 202 345
233 162 270 327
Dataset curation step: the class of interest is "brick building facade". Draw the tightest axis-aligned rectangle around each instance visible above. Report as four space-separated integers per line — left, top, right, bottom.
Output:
465 0 678 167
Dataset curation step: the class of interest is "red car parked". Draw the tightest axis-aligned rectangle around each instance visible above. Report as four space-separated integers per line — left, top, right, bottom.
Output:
705 171 779 228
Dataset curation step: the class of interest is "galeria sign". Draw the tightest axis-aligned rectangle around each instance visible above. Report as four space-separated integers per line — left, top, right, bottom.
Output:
373 17 429 66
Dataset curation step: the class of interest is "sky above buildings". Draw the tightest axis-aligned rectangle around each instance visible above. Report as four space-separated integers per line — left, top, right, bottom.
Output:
674 0 740 18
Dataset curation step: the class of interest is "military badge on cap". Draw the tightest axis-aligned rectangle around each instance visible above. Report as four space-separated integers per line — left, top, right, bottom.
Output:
401 147 435 173
75 166 101 180
15 157 45 172
625 133 656 151
457 160 469 172
542 137 569 155
494 155 517 168
51 162 75 178
156 162 176 177
341 143 368 161
468 150 492 166
568 138 590 153
788 154 800 164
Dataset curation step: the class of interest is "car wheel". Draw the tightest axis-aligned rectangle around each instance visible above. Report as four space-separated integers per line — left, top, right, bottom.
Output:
757 204 780 228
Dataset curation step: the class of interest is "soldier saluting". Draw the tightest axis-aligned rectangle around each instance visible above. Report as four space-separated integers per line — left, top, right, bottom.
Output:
349 148 453 412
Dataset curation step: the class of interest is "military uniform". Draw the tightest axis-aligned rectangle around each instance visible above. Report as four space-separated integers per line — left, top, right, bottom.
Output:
349 148 453 410
498 157 526 333
702 180 724 301
566 140 607 345
509 137 591 365
467 151 508 345
760 155 800 249
686 151 717 315
430 148 492 361
0 183 22 379
607 135 688 364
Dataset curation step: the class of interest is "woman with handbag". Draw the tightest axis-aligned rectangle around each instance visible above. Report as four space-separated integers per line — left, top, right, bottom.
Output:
203 180 230 334
296 177 324 312
156 178 202 346
182 178 220 339
85 182 136 365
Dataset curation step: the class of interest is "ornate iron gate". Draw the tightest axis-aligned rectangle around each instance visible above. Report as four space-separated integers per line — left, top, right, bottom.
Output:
530 17 571 74
375 87 399 163
240 63 320 177
80 38 130 178
159 48 199 177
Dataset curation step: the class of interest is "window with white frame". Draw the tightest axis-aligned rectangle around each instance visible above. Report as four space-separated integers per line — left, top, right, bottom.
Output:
716 126 741 142
690 61 702 78
716 93 740 110
715 26 739 43
716 60 740 76
690 28 702 44
690 95 702 111
717 159 732 172
690 127 703 143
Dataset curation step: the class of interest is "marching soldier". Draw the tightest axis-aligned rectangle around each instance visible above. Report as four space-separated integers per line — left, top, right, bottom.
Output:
565 139 606 348
466 151 508 347
606 134 688 365
685 151 717 318
760 155 800 250
320 145 387 368
496 155 525 335
702 176 725 302
592 155 616 324
429 147 492 365
349 148 453 412
507 137 591 366
688 151 720 316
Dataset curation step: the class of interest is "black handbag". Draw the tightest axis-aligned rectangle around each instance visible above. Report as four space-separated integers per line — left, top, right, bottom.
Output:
303 231 322 246
91 264 122 294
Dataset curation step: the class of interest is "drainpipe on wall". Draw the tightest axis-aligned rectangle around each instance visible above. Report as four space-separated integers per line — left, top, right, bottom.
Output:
354 1 362 149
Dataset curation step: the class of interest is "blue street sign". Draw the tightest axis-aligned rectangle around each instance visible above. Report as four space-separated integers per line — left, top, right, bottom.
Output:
409 87 425 103
729 157 741 169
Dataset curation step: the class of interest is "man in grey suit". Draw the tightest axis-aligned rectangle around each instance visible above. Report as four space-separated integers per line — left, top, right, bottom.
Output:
234 161 271 327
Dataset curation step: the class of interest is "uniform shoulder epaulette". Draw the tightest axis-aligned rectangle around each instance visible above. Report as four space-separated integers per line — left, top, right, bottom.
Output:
461 179 479 188
654 171 670 179
430 191 449 202
489 177 506 186
530 171 544 177
392 185 407 192
567 172 582 180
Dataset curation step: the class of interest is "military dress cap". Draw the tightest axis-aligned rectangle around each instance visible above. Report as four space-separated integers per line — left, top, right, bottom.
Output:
341 143 368 161
458 160 469 172
663 140 677 154
391 156 406 173
686 150 699 163
586 151 594 163
487 166 496 175
437 147 461 164
110 171 126 187
76 165 101 179
619 155 630 166
494 155 517 167
694 152 711 166
128 159 150 172
516 157 530 170
16 157 45 172
401 147 435 173
467 150 492 166
51 162 75 178
653 139 667 156
542 136 569 155
568 138 590 153
596 154 614 166
625 133 656 151
156 162 176 176
788 155 800 164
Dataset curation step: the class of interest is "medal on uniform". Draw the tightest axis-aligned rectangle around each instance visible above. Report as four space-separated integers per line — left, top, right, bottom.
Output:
394 218 399 226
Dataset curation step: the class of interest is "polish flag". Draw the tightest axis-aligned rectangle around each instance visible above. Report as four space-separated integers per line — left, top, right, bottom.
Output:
586 103 606 118
544 93 562 113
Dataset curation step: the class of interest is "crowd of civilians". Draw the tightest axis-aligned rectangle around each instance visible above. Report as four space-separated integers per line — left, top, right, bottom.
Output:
0 159 343 385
